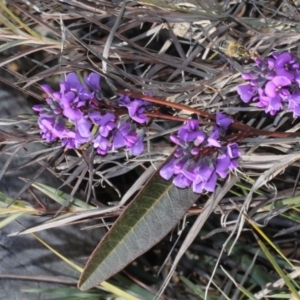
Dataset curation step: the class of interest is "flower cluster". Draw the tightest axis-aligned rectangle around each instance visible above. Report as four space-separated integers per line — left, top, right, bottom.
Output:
159 113 240 194
33 72 151 156
238 52 300 117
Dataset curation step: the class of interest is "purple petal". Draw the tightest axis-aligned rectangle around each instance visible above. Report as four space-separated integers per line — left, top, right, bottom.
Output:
192 181 205 193
194 164 214 184
276 68 294 80
89 110 102 124
113 130 126 149
265 81 277 97
275 52 291 67
62 138 75 149
216 155 230 178
124 132 138 147
181 161 197 181
266 58 275 69
60 92 76 109
187 119 199 131
159 159 175 180
84 72 101 91
266 96 282 113
128 135 144 156
118 94 131 106
272 76 291 87
207 129 221 147
32 104 45 112
99 113 115 126
128 101 144 119
170 134 184 146
66 73 82 89
63 107 83 120
41 84 54 95
77 86 93 101
99 121 115 137
216 113 233 130
203 171 218 192
76 118 91 138
226 143 241 159
242 73 256 80
237 84 256 103
173 174 191 188
60 82 71 94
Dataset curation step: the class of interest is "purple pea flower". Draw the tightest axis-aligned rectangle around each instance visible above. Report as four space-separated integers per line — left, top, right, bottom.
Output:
237 83 257 103
84 72 101 91
216 154 231 178
93 134 111 155
65 73 93 101
265 76 291 99
159 114 240 194
98 113 116 137
113 120 138 149
173 173 192 189
207 128 221 147
160 158 176 180
275 52 298 80
60 92 84 121
226 143 241 159
118 94 152 124
216 112 233 130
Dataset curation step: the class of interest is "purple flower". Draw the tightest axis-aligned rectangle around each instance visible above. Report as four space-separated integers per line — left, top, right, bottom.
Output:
65 73 93 101
177 120 207 145
113 120 137 149
256 88 270 108
216 154 230 178
60 92 83 121
237 84 256 103
173 173 192 188
287 92 300 118
216 112 233 130
192 165 216 194
88 110 103 124
98 113 116 137
76 117 92 138
84 72 101 91
265 76 291 99
207 128 221 147
93 134 111 155
35 72 102 150
226 143 241 159
158 113 239 194
275 52 298 80
265 95 283 115
118 95 152 124
160 158 176 180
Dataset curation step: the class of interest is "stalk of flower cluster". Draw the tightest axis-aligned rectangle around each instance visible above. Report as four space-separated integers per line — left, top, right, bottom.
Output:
33 72 152 156
159 113 240 194
237 52 300 117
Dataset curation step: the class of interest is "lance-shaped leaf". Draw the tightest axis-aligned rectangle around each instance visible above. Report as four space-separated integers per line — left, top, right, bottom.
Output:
78 172 199 290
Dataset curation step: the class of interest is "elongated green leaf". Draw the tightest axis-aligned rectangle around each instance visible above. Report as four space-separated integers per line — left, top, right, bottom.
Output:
31 182 94 209
78 173 199 290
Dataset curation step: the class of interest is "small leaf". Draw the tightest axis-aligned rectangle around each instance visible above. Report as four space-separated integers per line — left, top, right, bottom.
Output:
78 172 199 290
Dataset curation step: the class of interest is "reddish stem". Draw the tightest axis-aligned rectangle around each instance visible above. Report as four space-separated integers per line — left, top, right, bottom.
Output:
145 112 213 125
119 90 300 138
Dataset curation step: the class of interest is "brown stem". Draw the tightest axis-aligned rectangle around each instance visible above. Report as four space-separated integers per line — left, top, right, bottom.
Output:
119 90 300 138
145 112 212 125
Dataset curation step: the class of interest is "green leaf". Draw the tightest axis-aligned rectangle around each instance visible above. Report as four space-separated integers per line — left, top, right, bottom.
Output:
31 182 95 210
78 173 199 290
